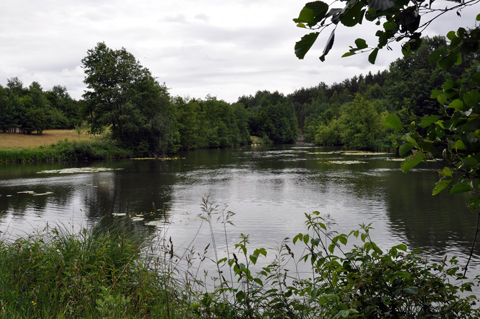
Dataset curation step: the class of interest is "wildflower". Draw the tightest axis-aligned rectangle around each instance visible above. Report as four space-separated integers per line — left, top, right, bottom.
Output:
31 301 36 307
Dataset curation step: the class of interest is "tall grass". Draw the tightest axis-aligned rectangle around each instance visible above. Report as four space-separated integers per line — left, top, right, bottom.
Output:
1 199 480 318
0 139 132 163
0 223 189 318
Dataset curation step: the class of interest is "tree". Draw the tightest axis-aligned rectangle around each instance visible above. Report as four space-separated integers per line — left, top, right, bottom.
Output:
82 42 178 155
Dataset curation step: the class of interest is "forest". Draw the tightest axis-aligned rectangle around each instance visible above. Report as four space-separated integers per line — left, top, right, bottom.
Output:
0 36 478 156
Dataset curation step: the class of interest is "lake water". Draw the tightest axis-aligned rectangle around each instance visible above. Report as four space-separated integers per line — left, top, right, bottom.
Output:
1 144 479 290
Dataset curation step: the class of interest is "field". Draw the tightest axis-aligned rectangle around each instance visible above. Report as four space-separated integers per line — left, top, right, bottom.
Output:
0 130 94 149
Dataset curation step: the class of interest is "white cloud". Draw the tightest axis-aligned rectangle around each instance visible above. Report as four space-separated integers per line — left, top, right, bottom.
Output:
0 0 478 102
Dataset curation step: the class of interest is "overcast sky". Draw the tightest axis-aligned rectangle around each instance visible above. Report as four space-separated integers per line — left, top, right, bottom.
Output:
0 0 478 103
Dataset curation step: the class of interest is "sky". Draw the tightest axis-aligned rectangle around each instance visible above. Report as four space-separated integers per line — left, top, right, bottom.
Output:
0 0 479 103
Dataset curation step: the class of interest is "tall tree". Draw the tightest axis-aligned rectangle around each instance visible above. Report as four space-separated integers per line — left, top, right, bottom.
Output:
82 42 178 155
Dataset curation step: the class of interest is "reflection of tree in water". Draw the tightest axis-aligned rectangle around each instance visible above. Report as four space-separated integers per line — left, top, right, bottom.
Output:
384 169 477 256
80 161 178 238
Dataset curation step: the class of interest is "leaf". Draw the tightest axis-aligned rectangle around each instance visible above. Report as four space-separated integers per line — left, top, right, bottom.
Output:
293 7 315 26
401 152 425 173
382 113 402 130
368 48 379 64
429 49 445 65
295 32 320 59
447 182 472 195
466 196 480 213
463 90 480 107
449 99 464 110
305 1 329 23
399 143 414 156
319 29 335 62
420 115 441 128
383 20 396 31
341 1 365 27
453 140 466 150
402 135 419 148
433 179 451 195
355 38 368 49
438 166 452 177
342 51 356 57
369 0 395 11
403 287 419 295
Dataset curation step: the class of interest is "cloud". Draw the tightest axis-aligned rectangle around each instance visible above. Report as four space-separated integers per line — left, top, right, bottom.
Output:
0 0 478 103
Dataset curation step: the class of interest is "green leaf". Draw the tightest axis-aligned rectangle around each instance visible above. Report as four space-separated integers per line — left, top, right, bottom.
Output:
403 287 418 295
464 90 480 107
383 20 396 31
466 196 480 213
401 152 425 173
305 1 329 23
477 13 480 21
429 49 445 65
341 1 365 27
402 135 419 148
449 99 464 110
399 143 414 156
355 38 368 49
453 140 466 150
420 115 441 128
293 7 315 26
433 179 451 195
342 51 356 57
462 156 477 169
438 52 458 69
296 23 307 28
437 93 447 105
295 32 320 59
438 166 452 177
368 48 379 64
382 113 402 130
447 182 473 195
430 90 443 99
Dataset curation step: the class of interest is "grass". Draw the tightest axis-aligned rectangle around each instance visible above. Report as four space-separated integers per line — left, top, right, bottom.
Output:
1 199 479 318
0 130 94 149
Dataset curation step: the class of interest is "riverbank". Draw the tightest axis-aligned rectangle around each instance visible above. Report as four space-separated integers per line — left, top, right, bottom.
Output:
1 210 479 318
0 131 275 163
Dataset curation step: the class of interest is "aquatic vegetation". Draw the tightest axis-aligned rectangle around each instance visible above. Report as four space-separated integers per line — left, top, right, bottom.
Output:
322 160 368 164
131 156 187 161
37 167 124 174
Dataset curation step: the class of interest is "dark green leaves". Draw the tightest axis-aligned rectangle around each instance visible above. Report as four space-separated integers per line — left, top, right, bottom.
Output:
401 152 425 173
368 48 379 64
294 1 329 27
295 32 320 59
382 113 402 130
447 182 473 195
433 180 451 195
420 115 441 128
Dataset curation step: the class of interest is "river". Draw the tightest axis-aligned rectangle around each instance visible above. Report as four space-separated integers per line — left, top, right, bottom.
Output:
0 144 479 290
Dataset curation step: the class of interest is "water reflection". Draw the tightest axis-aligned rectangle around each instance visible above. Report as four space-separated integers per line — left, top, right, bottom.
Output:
0 145 479 282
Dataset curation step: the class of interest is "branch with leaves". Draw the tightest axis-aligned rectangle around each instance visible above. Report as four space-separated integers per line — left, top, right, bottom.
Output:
294 0 480 63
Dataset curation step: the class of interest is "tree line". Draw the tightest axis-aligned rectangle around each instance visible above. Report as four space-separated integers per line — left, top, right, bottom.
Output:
2 36 478 155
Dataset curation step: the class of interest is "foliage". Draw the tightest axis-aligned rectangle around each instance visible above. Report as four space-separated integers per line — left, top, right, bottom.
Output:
0 224 184 318
293 0 480 63
288 212 480 318
82 42 179 155
192 210 480 318
0 139 131 163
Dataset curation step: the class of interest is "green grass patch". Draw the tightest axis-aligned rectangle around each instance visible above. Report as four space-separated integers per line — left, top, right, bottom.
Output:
0 139 133 163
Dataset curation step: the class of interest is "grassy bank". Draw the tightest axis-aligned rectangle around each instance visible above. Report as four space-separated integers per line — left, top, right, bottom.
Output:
1 205 479 318
0 224 187 318
0 130 93 149
0 139 132 163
